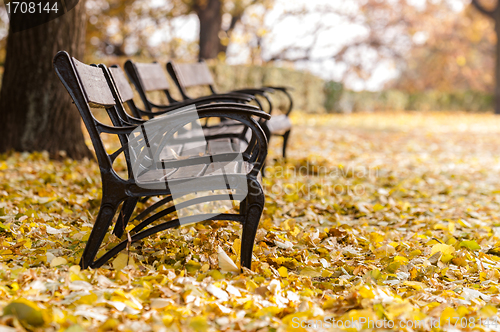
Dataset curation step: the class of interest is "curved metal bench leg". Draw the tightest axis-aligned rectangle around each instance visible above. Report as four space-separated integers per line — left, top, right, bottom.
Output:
240 179 265 270
80 199 121 269
282 129 291 159
113 198 139 238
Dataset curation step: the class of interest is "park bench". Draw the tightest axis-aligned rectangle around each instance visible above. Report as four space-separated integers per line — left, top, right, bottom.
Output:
166 60 294 158
53 51 270 270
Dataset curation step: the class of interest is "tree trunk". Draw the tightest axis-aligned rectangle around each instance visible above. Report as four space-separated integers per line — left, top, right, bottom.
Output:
496 16 500 114
196 0 222 60
0 0 92 159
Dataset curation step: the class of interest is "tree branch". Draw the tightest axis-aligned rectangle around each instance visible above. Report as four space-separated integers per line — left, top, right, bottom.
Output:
471 0 495 18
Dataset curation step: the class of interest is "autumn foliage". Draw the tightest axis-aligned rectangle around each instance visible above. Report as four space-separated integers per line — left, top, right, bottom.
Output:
1 112 500 330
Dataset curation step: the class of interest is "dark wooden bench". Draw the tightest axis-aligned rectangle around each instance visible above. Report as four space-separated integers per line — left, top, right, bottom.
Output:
166 60 294 158
53 51 270 270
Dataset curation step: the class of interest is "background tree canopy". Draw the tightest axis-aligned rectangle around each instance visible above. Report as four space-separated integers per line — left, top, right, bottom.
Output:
1 0 500 159
0 0 498 93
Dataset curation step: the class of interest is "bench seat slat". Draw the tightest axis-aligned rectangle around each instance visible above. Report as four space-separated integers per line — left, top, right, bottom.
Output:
159 144 183 160
180 141 208 157
137 160 252 184
137 168 177 183
266 114 292 135
207 138 234 154
204 161 240 176
203 124 244 136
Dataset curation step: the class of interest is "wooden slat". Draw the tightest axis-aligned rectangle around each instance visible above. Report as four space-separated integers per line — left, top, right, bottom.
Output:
109 66 135 102
232 138 247 153
173 62 215 88
204 161 240 176
159 144 183 160
169 164 206 179
180 141 208 157
72 58 115 107
266 114 292 135
207 138 234 154
137 168 176 183
135 62 170 92
203 124 245 136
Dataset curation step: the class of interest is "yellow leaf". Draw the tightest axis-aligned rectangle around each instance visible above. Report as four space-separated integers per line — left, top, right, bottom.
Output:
113 253 129 271
232 238 241 256
278 266 288 277
480 305 497 318
3 299 46 327
189 316 208 332
358 286 375 299
50 257 67 267
441 307 458 325
76 292 97 305
441 254 454 263
431 243 455 256
404 281 426 290
394 256 408 263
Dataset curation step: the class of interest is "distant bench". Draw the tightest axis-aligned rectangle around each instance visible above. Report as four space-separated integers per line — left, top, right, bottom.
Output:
122 59 294 158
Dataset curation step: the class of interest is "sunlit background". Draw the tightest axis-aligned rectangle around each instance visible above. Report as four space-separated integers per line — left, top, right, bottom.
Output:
0 0 497 112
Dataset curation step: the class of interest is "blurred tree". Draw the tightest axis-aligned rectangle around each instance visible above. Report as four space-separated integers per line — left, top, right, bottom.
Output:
0 7 7 65
471 0 500 113
85 0 274 61
264 0 416 86
394 3 495 94
0 1 92 159
191 0 274 60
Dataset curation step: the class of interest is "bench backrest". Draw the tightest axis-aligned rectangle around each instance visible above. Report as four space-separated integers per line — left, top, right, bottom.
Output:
169 61 215 88
131 62 170 92
124 60 178 112
53 51 132 175
109 65 135 102
108 65 146 119
167 60 216 100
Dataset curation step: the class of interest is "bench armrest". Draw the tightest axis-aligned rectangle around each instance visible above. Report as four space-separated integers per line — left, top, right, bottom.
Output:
231 88 274 94
138 94 257 118
263 86 294 91
223 90 273 115
263 86 294 116
96 123 138 135
192 93 254 103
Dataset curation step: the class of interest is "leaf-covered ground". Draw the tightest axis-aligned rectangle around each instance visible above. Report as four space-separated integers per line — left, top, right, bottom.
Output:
2 112 500 331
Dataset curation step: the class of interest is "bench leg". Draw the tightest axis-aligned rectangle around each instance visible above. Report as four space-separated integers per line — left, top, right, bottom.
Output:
282 129 291 159
240 179 265 270
80 200 120 269
113 198 139 238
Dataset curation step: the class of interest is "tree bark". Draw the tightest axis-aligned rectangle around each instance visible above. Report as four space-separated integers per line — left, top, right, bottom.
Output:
0 0 93 159
196 0 223 60
495 14 500 114
472 0 500 114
